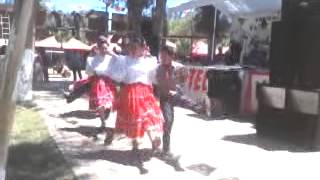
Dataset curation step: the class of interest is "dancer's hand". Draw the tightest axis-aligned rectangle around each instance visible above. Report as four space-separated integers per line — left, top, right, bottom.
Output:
169 90 177 96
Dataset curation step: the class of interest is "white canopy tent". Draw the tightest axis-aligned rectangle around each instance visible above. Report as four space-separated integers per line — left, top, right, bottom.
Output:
35 36 61 49
168 0 282 19
62 38 91 51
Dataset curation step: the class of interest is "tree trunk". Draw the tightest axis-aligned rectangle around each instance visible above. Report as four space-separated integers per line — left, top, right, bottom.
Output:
151 0 167 56
16 1 36 103
0 1 36 179
127 0 147 34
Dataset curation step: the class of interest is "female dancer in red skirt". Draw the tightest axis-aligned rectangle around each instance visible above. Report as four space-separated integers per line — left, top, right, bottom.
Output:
107 35 163 174
65 36 117 131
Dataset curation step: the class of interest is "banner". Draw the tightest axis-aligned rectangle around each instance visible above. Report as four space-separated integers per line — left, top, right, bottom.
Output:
180 66 210 114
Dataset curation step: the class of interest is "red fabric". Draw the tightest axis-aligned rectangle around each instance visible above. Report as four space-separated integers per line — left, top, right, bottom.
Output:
73 77 91 90
116 83 163 138
89 76 117 110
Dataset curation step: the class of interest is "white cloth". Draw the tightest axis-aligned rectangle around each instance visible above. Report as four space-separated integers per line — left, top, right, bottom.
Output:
0 167 5 180
106 55 127 83
85 54 113 76
107 55 158 85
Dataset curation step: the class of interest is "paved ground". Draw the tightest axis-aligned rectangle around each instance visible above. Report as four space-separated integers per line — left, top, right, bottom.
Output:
32 73 320 180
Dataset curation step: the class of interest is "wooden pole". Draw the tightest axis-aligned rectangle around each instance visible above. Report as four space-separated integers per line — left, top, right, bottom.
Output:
210 7 217 62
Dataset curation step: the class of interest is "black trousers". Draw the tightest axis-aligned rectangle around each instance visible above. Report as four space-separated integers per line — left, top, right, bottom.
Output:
72 69 82 81
160 97 174 153
68 81 91 102
42 66 49 82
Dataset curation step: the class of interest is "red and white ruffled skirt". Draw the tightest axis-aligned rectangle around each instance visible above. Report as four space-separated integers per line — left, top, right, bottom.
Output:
88 76 117 111
116 83 163 139
70 76 116 112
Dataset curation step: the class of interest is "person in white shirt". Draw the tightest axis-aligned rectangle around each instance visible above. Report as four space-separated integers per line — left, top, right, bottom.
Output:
64 36 117 133
107 35 163 174
229 18 247 65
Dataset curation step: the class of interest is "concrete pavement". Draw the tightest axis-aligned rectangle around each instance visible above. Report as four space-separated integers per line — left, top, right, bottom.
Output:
33 74 320 180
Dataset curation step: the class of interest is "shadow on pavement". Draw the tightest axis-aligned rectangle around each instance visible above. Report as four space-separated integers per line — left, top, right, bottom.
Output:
60 110 98 120
73 148 186 174
6 140 77 180
152 153 185 172
187 113 256 122
187 113 226 121
72 149 153 174
223 133 312 152
60 126 104 139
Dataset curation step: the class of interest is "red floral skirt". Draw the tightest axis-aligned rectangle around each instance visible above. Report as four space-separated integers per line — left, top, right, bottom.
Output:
88 76 117 111
116 83 163 139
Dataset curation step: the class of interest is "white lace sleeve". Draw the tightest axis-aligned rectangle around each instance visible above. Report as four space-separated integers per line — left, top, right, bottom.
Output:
85 56 94 76
106 55 127 83
148 56 159 84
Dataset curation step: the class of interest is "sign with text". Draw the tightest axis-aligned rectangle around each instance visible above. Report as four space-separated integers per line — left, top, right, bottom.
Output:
181 66 209 106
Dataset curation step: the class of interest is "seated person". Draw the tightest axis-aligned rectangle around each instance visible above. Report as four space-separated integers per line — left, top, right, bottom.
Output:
244 43 268 68
214 47 225 65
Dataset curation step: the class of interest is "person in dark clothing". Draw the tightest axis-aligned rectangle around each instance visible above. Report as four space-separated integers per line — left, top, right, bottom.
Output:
0 45 7 55
227 41 242 65
65 50 83 81
72 68 82 81
245 43 268 68
37 47 49 82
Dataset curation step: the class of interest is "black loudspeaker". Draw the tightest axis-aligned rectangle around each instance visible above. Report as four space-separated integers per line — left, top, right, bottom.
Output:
269 20 296 86
297 16 320 88
269 0 320 88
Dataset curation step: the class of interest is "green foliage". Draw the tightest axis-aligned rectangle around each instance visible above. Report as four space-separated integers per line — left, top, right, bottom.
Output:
193 6 231 46
54 29 71 43
168 16 192 57
176 38 191 57
10 107 48 144
193 5 214 36
168 15 192 36
215 12 232 47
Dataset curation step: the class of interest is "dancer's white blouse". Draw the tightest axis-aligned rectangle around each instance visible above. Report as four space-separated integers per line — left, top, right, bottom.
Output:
85 54 113 76
107 55 158 85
